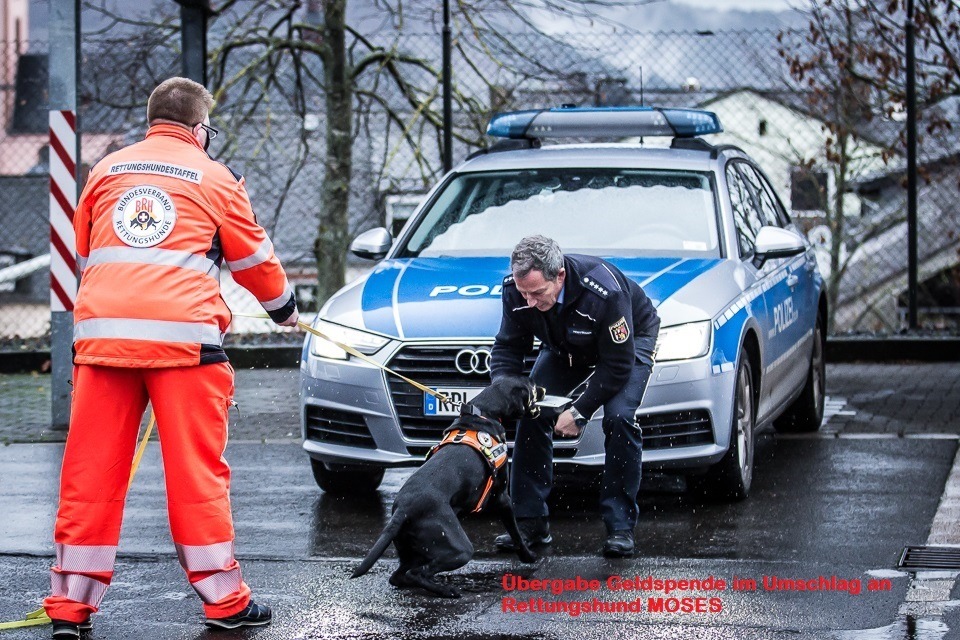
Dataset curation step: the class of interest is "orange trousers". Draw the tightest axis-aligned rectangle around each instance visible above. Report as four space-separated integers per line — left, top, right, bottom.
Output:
43 362 251 622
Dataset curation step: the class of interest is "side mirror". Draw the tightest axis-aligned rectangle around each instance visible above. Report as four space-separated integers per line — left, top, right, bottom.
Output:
752 226 805 269
350 227 393 260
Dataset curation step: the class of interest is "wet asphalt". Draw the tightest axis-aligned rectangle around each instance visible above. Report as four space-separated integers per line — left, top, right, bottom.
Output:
0 363 958 639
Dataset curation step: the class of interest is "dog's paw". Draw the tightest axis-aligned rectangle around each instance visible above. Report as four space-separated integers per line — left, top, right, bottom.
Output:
439 586 462 599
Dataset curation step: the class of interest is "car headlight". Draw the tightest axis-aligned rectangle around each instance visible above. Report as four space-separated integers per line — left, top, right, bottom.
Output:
655 321 712 362
309 320 389 360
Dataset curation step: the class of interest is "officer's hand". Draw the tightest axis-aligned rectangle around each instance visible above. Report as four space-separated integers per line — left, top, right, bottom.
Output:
554 409 582 438
278 309 300 328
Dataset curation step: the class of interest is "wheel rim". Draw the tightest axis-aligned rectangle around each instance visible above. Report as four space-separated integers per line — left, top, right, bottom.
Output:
736 363 753 477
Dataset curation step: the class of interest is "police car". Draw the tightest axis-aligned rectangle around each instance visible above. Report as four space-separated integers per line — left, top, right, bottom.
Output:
300 106 826 499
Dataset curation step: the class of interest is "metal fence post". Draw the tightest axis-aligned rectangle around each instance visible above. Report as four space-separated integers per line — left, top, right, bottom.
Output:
442 0 452 173
176 0 209 85
48 0 80 429
905 0 919 330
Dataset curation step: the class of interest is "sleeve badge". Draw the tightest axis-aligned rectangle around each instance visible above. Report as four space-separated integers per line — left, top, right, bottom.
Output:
609 317 630 343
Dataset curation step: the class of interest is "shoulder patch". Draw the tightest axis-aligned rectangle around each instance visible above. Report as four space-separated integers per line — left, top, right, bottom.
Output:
609 317 630 343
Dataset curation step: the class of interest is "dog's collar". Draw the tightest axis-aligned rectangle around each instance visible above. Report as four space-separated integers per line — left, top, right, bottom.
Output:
426 428 507 514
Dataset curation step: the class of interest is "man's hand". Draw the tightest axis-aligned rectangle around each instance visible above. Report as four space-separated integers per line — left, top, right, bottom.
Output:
554 409 583 438
278 309 299 328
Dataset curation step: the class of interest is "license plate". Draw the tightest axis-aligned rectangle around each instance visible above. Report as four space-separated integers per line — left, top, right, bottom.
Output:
423 387 483 416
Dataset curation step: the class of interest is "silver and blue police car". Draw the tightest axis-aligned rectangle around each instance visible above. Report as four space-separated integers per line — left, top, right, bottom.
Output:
299 106 826 499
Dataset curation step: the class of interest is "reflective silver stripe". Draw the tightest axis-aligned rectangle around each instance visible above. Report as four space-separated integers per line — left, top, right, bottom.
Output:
261 284 293 312
191 566 243 604
226 238 273 272
56 543 117 573
51 572 109 607
77 255 88 271
85 247 219 278
176 541 235 572
74 318 224 345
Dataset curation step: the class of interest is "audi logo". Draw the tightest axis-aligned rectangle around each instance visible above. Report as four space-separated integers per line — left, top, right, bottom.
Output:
455 348 492 375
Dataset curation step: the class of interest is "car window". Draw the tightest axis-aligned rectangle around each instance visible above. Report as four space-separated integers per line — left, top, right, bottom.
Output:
397 169 721 258
725 164 759 258
738 163 787 228
754 167 791 227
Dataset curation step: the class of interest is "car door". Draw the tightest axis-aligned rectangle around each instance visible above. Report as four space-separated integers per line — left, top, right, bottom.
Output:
724 162 779 421
738 163 814 404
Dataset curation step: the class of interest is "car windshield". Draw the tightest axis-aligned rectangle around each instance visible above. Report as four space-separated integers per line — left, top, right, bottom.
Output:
397 168 720 258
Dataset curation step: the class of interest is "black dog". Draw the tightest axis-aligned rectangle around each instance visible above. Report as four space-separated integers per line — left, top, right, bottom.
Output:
351 376 543 597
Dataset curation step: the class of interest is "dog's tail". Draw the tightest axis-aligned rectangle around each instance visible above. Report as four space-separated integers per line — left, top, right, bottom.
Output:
351 508 407 578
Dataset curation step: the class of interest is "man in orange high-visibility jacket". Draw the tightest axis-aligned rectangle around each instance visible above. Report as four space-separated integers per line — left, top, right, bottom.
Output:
44 77 297 639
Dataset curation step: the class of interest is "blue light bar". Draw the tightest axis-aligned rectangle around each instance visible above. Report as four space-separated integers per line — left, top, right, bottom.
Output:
486 106 723 139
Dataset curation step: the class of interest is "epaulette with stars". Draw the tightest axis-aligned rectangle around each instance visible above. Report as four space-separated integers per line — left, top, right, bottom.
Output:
581 275 610 299
502 274 515 287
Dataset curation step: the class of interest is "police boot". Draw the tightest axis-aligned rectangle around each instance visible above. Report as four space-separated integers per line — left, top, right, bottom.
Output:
602 529 635 558
494 517 552 552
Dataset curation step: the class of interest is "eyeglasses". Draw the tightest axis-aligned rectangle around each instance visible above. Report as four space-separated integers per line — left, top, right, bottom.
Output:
198 123 219 140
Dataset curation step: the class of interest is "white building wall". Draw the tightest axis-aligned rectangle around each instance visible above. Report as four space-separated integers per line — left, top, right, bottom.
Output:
704 91 890 219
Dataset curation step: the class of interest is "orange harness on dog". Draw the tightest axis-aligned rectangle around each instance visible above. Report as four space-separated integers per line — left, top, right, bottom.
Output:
427 427 508 513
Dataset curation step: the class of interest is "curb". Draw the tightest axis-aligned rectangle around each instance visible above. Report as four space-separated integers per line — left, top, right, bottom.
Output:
225 345 301 369
2 338 960 373
0 346 302 374
826 337 960 363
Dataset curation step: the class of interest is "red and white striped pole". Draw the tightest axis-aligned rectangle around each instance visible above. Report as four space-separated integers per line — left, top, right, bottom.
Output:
49 0 80 429
49 109 77 313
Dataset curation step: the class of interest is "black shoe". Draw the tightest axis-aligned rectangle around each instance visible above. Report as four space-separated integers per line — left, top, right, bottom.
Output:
51 619 92 639
204 601 272 630
603 530 635 558
495 517 552 552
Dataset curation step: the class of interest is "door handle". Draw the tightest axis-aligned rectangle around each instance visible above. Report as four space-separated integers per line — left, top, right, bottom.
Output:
786 274 799 288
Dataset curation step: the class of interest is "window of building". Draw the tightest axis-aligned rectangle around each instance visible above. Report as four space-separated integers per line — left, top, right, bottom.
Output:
791 167 828 212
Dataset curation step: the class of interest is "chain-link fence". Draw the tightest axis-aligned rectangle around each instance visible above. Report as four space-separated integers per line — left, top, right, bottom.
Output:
2 25 957 362
0 38 49 350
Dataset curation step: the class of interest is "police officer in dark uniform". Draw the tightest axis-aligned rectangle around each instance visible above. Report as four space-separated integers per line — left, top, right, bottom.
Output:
491 235 660 557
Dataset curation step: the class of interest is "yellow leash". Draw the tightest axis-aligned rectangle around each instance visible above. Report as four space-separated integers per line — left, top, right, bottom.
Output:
236 313 452 405
129 410 156 491
0 608 50 630
0 409 156 631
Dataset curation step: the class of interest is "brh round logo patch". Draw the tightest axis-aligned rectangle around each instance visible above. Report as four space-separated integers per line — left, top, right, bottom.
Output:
112 185 177 247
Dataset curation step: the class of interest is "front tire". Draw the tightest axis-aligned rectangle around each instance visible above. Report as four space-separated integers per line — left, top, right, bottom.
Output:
695 349 755 501
775 316 826 433
310 459 385 494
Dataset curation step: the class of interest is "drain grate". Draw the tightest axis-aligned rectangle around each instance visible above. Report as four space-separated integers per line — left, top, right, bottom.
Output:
898 545 960 570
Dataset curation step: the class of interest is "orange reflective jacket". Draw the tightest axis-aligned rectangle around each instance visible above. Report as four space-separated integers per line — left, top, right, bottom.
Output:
73 124 296 368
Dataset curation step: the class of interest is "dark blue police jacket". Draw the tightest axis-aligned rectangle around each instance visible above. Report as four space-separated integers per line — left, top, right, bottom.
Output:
491 254 660 419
